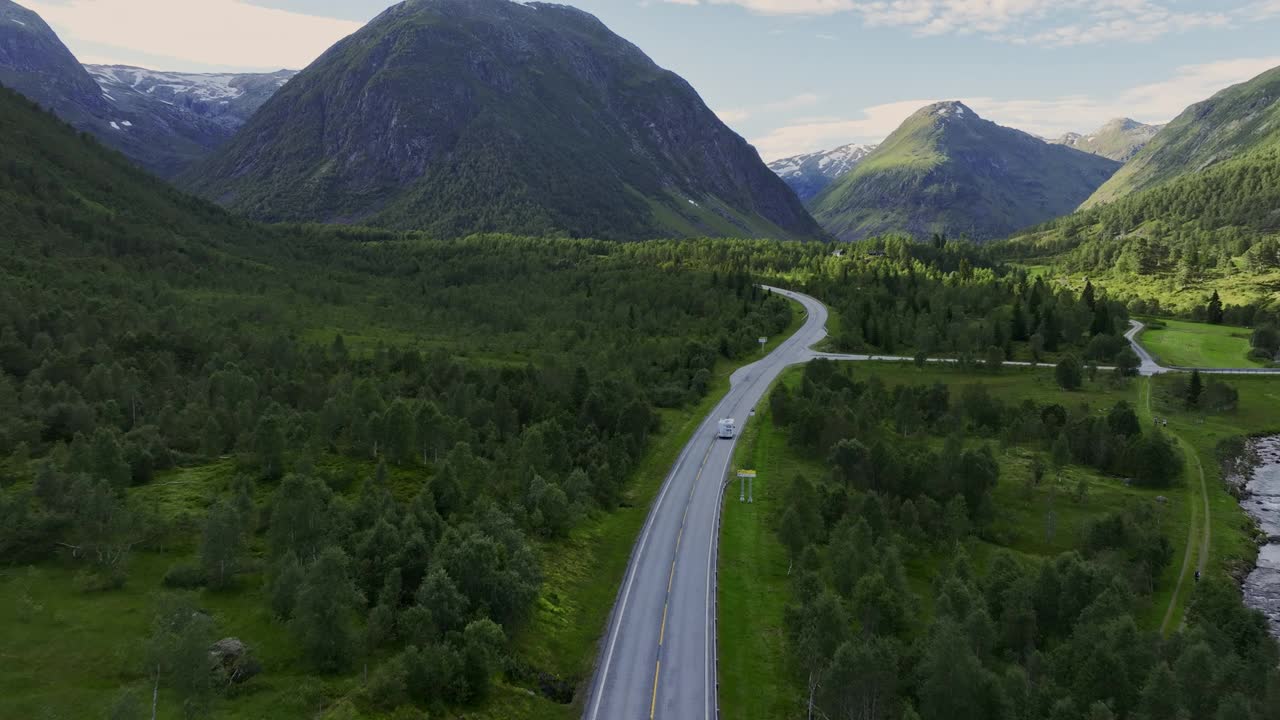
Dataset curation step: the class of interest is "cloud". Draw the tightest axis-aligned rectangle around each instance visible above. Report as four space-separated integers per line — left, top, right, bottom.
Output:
753 55 1280 159
1244 0 1280 18
663 0 1247 47
751 98 935 159
715 92 822 126
672 0 858 14
24 0 366 70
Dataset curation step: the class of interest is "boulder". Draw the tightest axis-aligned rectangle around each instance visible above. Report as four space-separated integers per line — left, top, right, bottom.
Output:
209 637 261 685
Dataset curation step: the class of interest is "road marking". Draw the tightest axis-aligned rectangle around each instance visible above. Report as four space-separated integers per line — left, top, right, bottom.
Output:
659 603 668 645
650 660 661 720
645 430 718 720
586 409 711 720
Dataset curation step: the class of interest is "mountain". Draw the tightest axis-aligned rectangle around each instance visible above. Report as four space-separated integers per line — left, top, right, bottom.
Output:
0 0 294 177
183 0 824 241
768 143 877 201
0 0 110 129
87 64 295 135
1084 65 1280 208
810 101 1121 242
1051 118 1162 162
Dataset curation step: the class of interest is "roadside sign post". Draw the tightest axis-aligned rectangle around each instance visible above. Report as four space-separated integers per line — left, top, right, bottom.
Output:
737 470 756 503
759 337 767 353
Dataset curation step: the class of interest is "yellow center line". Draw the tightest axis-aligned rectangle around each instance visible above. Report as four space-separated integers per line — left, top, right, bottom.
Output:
651 436 719 720
650 659 661 720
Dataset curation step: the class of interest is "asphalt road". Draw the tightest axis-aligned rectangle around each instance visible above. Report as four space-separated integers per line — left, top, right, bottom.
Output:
583 286 831 720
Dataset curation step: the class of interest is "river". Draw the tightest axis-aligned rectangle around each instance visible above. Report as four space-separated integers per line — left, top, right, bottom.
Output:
1240 436 1280 637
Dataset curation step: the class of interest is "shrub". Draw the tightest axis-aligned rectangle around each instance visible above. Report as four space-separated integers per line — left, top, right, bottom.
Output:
1055 356 1083 391
162 561 205 589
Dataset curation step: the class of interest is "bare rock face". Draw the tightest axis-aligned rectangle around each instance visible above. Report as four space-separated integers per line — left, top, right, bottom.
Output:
183 0 825 241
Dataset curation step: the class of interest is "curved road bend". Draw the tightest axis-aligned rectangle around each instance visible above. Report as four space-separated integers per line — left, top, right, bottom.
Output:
583 286 830 720
1127 320 1280 376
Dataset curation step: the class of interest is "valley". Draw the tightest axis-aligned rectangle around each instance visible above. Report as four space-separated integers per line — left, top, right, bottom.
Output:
1 0 1280 719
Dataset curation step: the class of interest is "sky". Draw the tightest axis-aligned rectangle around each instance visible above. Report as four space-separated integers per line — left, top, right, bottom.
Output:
21 0 1280 160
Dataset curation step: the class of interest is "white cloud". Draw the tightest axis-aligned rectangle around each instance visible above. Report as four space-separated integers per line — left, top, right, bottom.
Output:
752 98 935 159
753 55 1280 159
715 92 822 126
664 0 1247 46
24 0 366 70
686 0 858 14
1244 0 1280 18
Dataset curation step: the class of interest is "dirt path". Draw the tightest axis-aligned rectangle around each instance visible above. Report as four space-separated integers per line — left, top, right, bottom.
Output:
1150 376 1212 634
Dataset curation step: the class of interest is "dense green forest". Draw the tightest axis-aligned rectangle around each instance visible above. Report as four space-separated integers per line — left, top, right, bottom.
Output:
0 85 798 717
995 147 1280 317
768 360 1278 720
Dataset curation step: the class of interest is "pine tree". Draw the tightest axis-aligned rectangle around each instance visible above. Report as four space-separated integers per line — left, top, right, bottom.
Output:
1187 370 1203 408
1207 291 1224 325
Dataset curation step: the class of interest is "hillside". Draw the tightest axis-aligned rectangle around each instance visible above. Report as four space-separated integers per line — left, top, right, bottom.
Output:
1085 64 1280 208
998 145 1280 313
183 0 823 241
0 0 295 177
810 101 1120 242
1051 118 1163 162
0 0 110 133
768 143 876 201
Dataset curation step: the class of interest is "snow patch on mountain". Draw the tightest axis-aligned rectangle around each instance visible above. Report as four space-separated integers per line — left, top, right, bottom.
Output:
768 142 878 200
87 65 295 106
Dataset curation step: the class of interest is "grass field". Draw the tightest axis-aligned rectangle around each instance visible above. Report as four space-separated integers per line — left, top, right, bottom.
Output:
716 360 1278 719
1139 318 1264 369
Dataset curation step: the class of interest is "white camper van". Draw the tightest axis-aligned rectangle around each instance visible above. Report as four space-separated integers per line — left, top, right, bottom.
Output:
717 418 736 439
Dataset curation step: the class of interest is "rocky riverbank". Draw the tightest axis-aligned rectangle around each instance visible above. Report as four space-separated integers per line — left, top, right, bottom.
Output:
1235 436 1280 637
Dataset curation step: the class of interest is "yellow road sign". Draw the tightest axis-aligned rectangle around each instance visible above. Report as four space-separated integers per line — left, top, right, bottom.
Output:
737 470 757 478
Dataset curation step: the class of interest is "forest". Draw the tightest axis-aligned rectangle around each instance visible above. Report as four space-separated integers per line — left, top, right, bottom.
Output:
766 360 1277 720
0 86 798 717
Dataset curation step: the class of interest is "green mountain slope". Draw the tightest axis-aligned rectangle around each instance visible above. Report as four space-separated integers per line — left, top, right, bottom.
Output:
997 145 1280 312
1084 65 1280 208
1051 118 1163 162
811 101 1119 242
184 0 823 241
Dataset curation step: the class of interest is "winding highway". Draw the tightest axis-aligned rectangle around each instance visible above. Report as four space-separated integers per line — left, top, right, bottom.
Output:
582 294 1280 720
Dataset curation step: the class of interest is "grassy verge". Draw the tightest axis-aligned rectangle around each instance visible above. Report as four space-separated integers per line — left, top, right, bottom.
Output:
718 371 819 720
1138 318 1263 369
